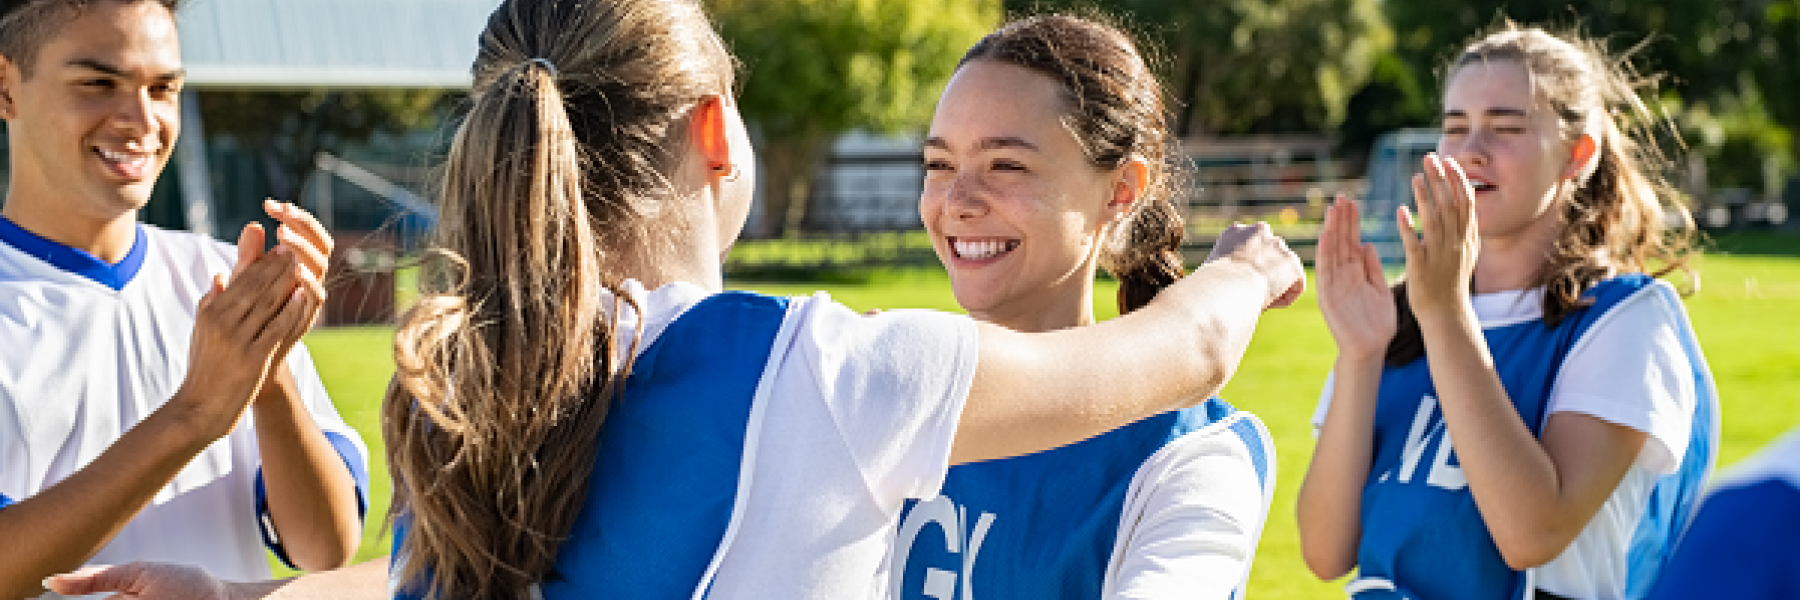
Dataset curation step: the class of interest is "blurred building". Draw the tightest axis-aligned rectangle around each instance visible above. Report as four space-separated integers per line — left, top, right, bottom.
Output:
156 0 493 239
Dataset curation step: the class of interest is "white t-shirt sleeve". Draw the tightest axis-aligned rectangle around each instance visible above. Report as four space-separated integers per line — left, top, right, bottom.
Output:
782 295 977 505
1546 283 1696 475
1104 415 1273 599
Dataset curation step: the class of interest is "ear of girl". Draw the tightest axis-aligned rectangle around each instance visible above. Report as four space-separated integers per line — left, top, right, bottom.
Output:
1563 134 1598 180
1109 159 1149 210
693 96 732 176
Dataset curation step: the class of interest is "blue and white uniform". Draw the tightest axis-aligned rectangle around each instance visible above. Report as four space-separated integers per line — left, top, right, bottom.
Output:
391 281 979 600
1313 274 1717 600
1646 429 1800 598
0 218 370 583
890 398 1275 600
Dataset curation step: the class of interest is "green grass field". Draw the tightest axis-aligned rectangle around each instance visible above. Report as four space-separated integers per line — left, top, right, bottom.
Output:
298 235 1800 596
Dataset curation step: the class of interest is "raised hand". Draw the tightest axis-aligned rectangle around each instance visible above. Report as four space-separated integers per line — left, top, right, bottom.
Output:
177 244 314 440
1207 222 1306 309
225 201 333 400
234 200 332 330
1317 194 1396 360
1399 153 1480 317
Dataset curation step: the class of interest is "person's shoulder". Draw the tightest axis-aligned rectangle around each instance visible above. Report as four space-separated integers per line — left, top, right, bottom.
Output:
1588 273 1683 315
782 291 972 339
1567 273 1690 343
1152 406 1274 484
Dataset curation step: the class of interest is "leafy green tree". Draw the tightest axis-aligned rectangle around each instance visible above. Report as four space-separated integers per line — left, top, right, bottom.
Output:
1004 0 1392 137
707 0 1001 237
1752 0 1800 160
1380 0 1795 193
1383 0 1739 104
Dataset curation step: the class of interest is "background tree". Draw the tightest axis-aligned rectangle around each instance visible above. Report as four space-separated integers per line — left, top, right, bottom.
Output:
1375 0 1794 196
707 0 1001 237
1750 0 1800 163
1004 0 1392 137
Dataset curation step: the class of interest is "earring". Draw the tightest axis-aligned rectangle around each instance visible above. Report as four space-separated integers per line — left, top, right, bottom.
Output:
712 162 739 182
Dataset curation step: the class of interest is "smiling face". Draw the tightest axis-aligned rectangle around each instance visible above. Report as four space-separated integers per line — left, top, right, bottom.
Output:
0 1 183 230
1438 59 1576 247
920 59 1129 330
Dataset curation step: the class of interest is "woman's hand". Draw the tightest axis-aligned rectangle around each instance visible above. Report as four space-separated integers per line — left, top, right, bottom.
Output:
1316 194 1396 361
1399 153 1480 317
1206 222 1306 309
45 563 233 599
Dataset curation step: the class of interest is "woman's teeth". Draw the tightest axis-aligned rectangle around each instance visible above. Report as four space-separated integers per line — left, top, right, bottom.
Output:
98 149 151 166
954 239 1018 260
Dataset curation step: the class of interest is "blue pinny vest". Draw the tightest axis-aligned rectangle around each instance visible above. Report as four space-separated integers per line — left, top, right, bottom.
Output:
890 397 1272 600
393 292 789 600
1350 275 1715 600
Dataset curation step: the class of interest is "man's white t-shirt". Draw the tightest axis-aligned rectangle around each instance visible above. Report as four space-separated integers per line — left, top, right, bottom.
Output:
1313 282 1704 599
596 280 979 599
0 222 369 584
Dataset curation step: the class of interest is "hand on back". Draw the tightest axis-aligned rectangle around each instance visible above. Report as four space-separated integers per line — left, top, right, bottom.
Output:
45 563 232 600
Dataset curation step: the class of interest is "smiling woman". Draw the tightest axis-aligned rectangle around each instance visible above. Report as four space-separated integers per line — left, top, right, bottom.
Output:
919 15 1187 332
896 14 1278 600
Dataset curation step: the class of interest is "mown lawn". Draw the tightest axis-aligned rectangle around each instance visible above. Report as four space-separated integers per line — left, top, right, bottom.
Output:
298 235 1800 597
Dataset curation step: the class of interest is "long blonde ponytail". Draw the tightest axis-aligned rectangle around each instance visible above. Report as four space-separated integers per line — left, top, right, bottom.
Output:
383 1 734 597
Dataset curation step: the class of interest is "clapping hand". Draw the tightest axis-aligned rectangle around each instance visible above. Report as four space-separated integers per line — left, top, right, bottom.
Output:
1316 193 1396 361
231 200 333 333
1398 153 1480 316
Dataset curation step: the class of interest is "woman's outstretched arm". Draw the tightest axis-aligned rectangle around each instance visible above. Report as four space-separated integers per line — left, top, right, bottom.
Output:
953 223 1304 465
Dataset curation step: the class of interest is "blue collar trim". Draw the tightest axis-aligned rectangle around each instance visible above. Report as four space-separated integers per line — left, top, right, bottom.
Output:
0 216 148 290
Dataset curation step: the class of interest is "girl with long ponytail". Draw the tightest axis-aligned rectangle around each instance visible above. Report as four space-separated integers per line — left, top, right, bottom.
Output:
890 14 1274 599
1298 23 1715 600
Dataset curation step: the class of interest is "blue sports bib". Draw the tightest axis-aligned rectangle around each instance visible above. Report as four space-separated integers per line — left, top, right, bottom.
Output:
891 397 1271 600
394 291 789 599
1352 275 1714 600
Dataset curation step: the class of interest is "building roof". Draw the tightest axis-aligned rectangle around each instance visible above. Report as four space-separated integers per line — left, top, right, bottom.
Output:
177 0 497 89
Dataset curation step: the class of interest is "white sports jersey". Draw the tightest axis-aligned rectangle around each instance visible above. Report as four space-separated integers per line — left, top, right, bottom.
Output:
0 219 369 585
